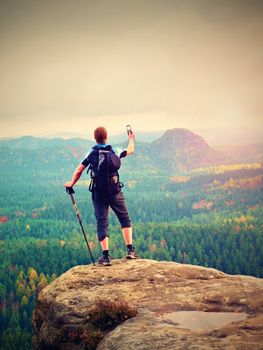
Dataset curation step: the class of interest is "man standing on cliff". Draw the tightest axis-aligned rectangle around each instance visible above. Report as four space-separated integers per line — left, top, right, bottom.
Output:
64 126 138 266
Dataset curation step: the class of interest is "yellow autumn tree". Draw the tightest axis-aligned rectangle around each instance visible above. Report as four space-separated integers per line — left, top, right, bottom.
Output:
16 271 25 288
28 267 38 282
21 295 29 306
16 283 26 298
149 244 157 252
59 240 66 247
38 275 48 291
29 279 36 293
25 285 32 298
51 273 57 282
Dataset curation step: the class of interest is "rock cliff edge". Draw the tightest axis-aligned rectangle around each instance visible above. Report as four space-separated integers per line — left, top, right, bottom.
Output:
32 259 263 349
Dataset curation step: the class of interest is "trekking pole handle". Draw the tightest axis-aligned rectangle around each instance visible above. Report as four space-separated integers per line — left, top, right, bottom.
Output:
66 187 75 194
126 125 132 135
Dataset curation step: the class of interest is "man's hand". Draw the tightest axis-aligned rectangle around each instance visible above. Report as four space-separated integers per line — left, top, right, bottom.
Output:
128 132 135 140
64 181 74 188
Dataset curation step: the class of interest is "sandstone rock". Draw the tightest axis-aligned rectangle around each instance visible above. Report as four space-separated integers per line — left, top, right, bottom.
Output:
32 259 263 349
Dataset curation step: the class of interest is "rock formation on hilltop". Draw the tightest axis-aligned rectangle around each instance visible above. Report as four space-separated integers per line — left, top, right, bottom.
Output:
150 128 229 173
32 259 263 350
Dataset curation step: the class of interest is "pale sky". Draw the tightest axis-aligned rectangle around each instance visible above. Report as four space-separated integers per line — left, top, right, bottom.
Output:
0 0 263 138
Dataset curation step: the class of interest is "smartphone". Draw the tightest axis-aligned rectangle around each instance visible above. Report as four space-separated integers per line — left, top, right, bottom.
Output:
126 125 132 135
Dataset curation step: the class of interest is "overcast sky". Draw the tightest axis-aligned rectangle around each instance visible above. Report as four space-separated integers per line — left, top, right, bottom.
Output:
0 0 263 138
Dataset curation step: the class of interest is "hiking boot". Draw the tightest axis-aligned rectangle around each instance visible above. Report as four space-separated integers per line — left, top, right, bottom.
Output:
126 247 139 259
98 255 111 266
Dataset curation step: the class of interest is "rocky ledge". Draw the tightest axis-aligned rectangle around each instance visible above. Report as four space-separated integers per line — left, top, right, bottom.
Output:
32 259 263 349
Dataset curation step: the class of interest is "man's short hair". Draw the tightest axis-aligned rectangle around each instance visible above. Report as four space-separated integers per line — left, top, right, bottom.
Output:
94 126 107 144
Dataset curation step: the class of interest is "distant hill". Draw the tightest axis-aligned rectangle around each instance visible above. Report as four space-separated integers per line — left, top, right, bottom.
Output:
2 126 262 146
0 135 91 150
215 143 263 163
21 130 163 143
1 129 261 179
194 127 263 147
149 128 229 173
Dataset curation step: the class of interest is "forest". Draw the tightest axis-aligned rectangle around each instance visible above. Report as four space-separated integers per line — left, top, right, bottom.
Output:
0 138 262 349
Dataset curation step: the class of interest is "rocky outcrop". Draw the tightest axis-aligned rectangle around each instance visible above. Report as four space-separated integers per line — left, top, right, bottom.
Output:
32 259 263 349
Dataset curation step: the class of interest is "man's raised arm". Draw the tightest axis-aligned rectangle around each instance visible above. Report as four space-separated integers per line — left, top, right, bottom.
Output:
126 132 135 156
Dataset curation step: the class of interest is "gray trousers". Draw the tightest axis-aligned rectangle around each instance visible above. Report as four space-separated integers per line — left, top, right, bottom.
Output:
92 190 132 241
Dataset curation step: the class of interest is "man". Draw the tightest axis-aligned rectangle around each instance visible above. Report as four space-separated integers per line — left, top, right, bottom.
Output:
64 126 137 266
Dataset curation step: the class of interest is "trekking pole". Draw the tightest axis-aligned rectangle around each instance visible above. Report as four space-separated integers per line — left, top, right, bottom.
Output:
66 187 96 266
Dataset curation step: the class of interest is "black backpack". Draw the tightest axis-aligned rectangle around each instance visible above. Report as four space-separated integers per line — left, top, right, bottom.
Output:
87 145 123 195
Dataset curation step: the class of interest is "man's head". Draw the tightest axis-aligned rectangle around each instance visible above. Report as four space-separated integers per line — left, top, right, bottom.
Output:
94 126 107 144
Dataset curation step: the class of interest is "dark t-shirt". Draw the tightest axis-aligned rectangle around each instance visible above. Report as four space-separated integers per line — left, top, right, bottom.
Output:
81 144 127 168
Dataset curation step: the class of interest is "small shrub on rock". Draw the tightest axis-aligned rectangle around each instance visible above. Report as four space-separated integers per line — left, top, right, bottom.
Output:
87 299 137 330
